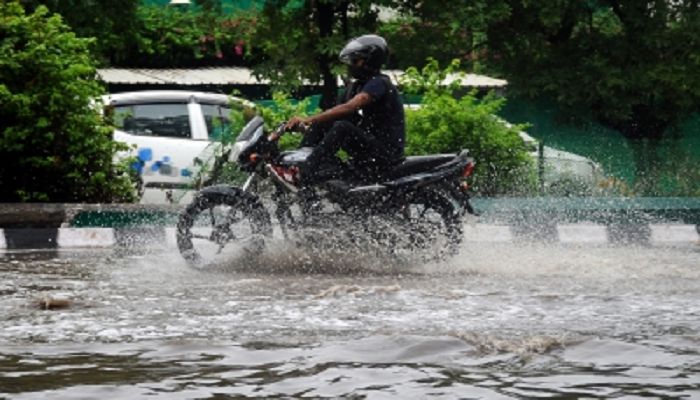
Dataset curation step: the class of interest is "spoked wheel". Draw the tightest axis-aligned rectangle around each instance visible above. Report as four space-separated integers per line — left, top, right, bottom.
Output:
401 190 463 262
176 185 272 268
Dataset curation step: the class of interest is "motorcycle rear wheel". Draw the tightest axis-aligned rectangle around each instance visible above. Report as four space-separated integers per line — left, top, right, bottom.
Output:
403 190 463 261
176 186 272 268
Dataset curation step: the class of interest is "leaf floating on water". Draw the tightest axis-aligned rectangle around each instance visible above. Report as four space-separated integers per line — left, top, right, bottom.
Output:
36 296 72 311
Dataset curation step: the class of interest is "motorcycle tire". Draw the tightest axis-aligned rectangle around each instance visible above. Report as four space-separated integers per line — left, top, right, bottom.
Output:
176 185 272 268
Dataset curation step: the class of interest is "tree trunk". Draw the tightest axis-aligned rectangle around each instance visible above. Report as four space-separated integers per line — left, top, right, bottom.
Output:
315 1 338 110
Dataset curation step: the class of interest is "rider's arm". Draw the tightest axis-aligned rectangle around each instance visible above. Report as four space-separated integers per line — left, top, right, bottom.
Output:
308 92 373 125
286 92 373 130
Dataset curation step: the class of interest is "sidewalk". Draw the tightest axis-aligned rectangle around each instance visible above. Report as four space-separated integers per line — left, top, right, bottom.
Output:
1 198 698 249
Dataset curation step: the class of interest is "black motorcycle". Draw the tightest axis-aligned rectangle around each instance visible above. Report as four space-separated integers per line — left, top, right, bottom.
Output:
176 116 476 268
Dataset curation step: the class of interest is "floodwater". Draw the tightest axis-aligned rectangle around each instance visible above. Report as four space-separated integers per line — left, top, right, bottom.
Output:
1 239 699 399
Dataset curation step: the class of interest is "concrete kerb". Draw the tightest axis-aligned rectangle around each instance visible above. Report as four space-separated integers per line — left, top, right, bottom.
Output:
0 199 699 249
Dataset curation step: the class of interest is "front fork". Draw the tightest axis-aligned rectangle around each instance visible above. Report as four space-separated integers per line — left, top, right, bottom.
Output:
241 172 257 192
243 170 298 239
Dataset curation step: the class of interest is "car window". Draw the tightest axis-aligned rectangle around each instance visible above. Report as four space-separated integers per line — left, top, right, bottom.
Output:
201 104 235 141
113 103 191 139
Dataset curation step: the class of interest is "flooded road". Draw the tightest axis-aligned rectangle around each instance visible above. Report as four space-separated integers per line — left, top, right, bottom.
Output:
1 240 699 398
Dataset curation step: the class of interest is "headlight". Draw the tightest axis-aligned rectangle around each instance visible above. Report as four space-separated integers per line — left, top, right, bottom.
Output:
229 141 247 162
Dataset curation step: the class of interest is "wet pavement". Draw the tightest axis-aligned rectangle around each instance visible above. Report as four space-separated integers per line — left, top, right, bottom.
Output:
0 239 699 398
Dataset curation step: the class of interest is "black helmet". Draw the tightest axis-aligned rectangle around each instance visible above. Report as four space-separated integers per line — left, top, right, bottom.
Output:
339 34 388 70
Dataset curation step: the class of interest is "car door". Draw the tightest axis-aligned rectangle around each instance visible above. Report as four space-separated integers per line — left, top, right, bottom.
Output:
112 101 210 204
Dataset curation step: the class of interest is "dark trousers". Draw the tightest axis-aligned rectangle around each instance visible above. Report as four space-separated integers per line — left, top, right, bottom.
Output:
300 120 396 181
303 120 393 161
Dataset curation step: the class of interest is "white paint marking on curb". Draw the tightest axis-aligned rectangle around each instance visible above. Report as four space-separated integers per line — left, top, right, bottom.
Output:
557 224 608 243
463 224 512 242
650 224 699 243
57 228 116 248
0 229 5 249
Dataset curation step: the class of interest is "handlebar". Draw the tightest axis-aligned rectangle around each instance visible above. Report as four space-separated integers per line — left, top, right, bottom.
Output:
266 123 287 142
267 121 308 142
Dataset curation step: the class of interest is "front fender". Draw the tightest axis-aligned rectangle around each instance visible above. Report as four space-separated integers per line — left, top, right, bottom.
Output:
197 184 245 199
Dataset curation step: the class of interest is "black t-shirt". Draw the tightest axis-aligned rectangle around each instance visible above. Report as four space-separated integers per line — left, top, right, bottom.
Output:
344 74 405 161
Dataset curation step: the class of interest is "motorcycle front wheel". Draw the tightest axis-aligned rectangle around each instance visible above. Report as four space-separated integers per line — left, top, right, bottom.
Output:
176 185 272 268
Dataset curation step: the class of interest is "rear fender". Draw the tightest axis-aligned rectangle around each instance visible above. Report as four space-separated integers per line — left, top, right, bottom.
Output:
384 159 465 190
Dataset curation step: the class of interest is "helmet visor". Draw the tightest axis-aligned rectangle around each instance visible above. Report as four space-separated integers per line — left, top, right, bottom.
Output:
339 38 364 65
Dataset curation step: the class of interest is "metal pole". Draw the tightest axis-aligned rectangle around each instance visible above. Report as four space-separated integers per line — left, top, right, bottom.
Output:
538 140 545 195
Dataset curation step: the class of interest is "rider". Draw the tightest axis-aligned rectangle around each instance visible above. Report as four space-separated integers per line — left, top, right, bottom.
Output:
284 34 405 182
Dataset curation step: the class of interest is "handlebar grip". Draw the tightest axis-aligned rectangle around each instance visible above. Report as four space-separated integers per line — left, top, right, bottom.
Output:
296 123 309 134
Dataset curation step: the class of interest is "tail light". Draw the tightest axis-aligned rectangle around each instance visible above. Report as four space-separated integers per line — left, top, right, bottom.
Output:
461 161 475 177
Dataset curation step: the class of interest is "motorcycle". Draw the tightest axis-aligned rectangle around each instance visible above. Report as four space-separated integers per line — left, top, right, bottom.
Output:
176 116 476 268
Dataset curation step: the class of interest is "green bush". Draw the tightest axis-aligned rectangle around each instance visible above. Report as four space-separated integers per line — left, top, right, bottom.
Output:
401 59 537 196
0 2 137 202
257 92 318 150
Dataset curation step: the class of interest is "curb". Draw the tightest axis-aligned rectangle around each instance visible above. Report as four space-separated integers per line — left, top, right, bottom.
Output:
1 224 698 250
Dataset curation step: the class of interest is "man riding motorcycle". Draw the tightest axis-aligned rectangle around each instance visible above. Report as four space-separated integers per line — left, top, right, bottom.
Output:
284 34 405 182
176 35 477 267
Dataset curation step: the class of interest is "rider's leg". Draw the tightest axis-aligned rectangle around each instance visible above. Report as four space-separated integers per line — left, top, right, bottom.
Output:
339 128 396 181
299 121 331 147
313 122 397 182
300 121 361 182
306 121 362 167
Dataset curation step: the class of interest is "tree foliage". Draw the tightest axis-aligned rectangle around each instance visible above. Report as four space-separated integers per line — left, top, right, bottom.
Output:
127 4 255 67
482 0 700 140
20 0 141 65
249 0 386 109
379 1 509 72
0 2 136 202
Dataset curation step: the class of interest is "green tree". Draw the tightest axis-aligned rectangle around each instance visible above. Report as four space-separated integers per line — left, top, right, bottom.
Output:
20 0 141 65
127 3 254 67
379 1 509 71
0 2 136 202
479 1 700 195
249 0 388 110
483 1 700 141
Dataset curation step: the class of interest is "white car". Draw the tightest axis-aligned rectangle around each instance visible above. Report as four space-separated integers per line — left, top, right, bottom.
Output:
103 90 259 204
518 130 604 192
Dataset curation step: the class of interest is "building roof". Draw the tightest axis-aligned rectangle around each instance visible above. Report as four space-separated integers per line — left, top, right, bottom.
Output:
96 67 508 88
101 90 254 107
97 67 262 86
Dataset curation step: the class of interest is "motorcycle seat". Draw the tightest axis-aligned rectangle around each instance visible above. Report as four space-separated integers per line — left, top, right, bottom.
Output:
383 154 457 180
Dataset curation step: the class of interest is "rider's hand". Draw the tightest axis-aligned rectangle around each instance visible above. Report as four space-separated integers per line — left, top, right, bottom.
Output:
285 116 309 133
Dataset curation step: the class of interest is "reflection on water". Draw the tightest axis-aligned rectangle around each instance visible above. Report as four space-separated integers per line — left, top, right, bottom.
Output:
0 242 699 398
2 336 699 399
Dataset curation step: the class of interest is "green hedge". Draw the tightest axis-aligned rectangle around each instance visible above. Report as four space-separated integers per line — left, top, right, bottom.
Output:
400 60 537 196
